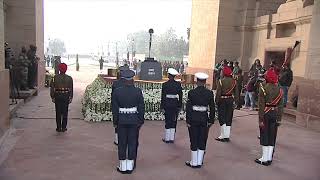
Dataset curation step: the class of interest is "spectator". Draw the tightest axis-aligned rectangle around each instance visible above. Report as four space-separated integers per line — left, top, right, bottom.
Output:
243 72 256 111
279 64 293 107
234 69 243 109
249 59 261 75
232 61 240 76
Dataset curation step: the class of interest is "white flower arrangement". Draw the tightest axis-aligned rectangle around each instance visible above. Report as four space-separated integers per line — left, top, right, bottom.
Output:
82 77 196 122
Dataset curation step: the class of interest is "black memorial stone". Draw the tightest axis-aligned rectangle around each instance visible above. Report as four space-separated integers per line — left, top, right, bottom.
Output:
139 58 162 81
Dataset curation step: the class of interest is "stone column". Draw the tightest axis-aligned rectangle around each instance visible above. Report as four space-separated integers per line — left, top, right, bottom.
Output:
36 0 45 89
0 0 10 137
305 0 320 79
187 0 220 82
5 0 45 89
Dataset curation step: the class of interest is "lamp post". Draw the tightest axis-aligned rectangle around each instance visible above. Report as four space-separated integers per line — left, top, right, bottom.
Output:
131 38 135 62
116 42 119 68
148 28 154 58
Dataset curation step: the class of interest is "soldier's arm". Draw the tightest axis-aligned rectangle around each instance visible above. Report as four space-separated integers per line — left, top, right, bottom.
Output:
215 80 222 104
160 83 165 110
178 84 183 109
111 90 119 127
258 85 266 123
277 88 284 124
186 93 192 125
208 91 215 124
137 90 145 126
50 76 55 100
69 77 73 103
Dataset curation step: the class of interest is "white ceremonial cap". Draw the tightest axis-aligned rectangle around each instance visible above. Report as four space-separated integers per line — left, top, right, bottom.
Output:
168 68 179 76
195 72 209 80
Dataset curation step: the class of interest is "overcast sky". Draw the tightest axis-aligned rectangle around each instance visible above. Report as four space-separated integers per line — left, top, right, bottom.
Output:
44 0 192 54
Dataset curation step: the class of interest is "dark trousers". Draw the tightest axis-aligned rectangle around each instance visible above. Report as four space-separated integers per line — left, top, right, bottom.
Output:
218 98 234 126
188 123 208 151
118 124 138 160
55 95 69 130
260 110 277 146
115 127 118 134
164 109 178 129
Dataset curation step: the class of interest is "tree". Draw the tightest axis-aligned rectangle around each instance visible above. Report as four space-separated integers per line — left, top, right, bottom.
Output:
126 28 188 61
48 38 66 56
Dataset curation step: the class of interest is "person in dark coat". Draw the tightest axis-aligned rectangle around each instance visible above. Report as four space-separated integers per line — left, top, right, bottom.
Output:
112 70 145 174
99 57 104 70
255 69 283 166
54 56 61 75
160 68 183 143
50 63 73 132
278 64 293 107
215 67 238 142
112 66 130 145
185 72 215 168
243 72 256 110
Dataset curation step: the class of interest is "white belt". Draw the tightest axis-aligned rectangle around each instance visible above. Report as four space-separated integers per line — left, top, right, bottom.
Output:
166 94 179 99
119 107 138 114
192 106 208 112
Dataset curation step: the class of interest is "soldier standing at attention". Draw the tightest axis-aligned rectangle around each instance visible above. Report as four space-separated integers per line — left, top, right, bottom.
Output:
160 68 183 143
215 67 238 142
112 70 145 174
185 72 215 168
50 63 73 132
99 56 104 70
255 69 283 166
54 56 62 75
112 66 130 145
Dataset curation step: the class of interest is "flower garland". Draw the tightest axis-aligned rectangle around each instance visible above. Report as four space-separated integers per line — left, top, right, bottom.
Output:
82 77 196 122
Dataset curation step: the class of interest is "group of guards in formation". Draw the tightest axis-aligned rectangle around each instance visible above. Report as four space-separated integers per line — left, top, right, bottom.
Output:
50 60 284 175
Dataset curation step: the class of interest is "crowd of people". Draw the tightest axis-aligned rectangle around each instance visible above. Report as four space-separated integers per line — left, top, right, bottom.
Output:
161 61 186 75
214 58 293 110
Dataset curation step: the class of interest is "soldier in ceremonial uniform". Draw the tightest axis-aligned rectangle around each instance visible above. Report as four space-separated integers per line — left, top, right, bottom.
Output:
255 69 283 166
112 66 130 145
160 68 183 143
112 70 145 174
54 56 62 75
185 72 215 168
50 63 73 132
215 67 238 142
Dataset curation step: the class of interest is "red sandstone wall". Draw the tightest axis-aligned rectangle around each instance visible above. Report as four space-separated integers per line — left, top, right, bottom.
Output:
0 70 10 137
186 67 215 89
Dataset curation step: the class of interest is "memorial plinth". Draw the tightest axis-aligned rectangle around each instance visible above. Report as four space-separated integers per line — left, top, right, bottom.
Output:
139 58 163 81
82 74 199 122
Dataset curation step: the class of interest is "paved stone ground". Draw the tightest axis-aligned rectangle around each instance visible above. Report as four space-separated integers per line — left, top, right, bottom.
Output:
0 64 319 180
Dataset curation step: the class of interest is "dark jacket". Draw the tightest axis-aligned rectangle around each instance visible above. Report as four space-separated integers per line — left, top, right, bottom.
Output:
112 85 145 126
160 79 183 110
279 68 293 87
186 86 215 125
50 74 73 102
246 77 256 92
216 76 238 104
258 83 283 123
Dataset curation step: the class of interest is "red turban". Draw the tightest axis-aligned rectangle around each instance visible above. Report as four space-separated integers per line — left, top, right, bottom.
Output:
223 67 232 77
58 63 67 74
265 69 278 84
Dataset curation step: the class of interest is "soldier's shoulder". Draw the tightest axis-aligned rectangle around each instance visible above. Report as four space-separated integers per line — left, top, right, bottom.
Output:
204 88 213 95
174 80 182 86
